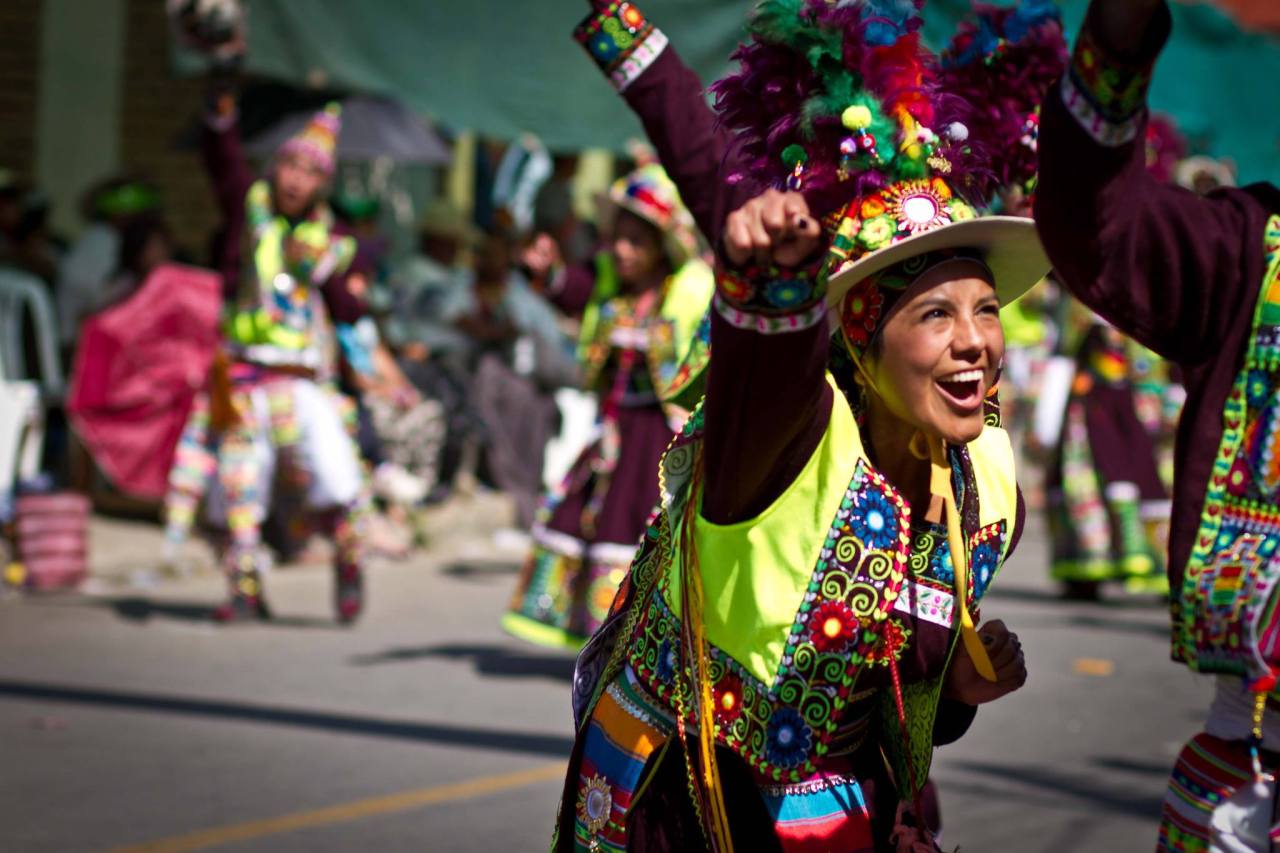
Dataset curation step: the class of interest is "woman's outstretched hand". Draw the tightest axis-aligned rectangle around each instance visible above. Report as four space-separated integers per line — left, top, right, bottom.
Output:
944 619 1028 706
723 189 821 268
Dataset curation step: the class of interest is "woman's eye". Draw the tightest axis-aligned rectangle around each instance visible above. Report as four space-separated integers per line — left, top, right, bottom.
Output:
923 309 948 321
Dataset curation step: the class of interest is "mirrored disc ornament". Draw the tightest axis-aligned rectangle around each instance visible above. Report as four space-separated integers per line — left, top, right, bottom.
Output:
578 775 612 837
900 194 946 232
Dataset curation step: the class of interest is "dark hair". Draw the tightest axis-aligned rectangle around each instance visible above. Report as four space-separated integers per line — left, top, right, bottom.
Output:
117 213 171 276
613 207 671 276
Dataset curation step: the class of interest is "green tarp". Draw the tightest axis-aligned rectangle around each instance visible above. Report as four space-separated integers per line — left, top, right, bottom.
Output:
202 1 1277 183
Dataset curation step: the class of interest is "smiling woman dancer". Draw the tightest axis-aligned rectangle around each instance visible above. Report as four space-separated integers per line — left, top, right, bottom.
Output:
550 2 1051 851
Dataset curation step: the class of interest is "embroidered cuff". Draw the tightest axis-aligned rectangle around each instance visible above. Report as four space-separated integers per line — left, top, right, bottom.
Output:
714 294 828 335
574 2 668 93
717 257 827 313
1061 17 1161 147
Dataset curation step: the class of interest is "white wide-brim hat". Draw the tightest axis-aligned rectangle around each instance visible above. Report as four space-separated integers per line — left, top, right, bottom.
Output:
825 215 1050 315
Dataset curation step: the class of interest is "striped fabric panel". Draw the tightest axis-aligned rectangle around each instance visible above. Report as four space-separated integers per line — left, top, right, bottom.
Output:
574 682 672 852
760 773 875 853
1158 733 1257 852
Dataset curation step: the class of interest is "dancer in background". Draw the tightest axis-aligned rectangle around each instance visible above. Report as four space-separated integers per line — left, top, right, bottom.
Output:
1042 116 1190 600
503 165 713 650
1045 300 1180 599
197 89 370 623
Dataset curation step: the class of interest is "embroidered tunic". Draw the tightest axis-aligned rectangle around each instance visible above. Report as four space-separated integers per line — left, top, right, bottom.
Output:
1035 2 1280 848
552 6 1028 849
554 257 1022 850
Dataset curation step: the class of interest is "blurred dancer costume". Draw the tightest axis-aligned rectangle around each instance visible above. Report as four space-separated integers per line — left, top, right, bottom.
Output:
502 165 714 649
1045 303 1180 597
1034 1 1280 848
550 2 1055 850
169 101 371 623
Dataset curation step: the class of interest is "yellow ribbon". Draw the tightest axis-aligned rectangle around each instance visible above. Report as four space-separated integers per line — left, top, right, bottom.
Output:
928 436 997 682
677 459 734 853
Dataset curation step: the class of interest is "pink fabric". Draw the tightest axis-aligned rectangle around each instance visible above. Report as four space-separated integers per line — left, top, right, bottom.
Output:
67 264 223 499
16 493 89 590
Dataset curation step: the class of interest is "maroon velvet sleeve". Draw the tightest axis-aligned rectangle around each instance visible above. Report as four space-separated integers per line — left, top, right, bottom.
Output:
1033 6 1256 365
547 261 598 318
621 46 756 247
201 116 253 299
701 303 833 525
321 275 367 325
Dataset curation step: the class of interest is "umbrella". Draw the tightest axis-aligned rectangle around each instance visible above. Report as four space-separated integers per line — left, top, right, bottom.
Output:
244 95 452 165
68 264 222 500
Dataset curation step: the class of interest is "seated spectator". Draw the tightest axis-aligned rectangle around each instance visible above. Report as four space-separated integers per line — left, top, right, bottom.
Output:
97 213 173 313
456 231 570 529
58 177 161 348
385 199 482 500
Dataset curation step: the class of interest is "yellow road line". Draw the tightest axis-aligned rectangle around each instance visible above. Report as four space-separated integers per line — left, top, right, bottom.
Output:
110 762 565 853
1072 657 1116 677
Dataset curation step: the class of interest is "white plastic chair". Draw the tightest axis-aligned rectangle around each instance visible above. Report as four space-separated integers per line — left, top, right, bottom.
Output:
0 268 64 399
0 381 43 513
0 268 61 508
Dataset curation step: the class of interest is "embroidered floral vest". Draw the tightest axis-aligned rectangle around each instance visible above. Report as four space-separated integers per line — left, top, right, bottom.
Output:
590 376 1018 786
1175 216 1280 684
577 253 713 415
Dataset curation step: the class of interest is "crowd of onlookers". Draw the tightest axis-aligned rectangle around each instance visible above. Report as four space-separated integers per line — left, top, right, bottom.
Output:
0 150 605 565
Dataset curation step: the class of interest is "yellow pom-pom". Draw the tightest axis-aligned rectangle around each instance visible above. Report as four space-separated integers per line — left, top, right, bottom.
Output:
905 143 923 160
842 105 873 131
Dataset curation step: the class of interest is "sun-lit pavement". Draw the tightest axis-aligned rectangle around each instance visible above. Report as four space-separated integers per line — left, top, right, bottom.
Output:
0 493 1208 852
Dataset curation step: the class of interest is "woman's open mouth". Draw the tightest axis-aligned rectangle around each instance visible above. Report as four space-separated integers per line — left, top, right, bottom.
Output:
935 369 985 411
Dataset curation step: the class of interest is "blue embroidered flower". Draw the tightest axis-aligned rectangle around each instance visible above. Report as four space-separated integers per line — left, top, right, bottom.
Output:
970 540 1001 599
656 638 678 684
765 707 812 769
851 489 898 550
929 540 955 584
1247 370 1273 408
764 278 813 310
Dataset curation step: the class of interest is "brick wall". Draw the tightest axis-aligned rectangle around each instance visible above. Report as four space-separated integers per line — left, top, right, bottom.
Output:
0 0 41 182
120 0 218 258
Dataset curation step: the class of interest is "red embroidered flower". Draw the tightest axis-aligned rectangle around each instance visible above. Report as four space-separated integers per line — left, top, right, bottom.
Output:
621 4 645 29
714 673 745 726
840 279 884 349
718 271 755 305
868 618 908 664
810 600 858 653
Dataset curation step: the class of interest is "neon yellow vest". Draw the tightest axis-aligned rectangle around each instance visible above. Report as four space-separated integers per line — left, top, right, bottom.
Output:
624 376 1018 784
224 181 355 365
577 253 714 411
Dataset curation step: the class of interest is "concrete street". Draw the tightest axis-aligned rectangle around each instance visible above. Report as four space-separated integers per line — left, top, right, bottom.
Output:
0 494 1209 852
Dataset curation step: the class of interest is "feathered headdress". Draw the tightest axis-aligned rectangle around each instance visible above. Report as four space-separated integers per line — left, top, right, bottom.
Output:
713 0 991 214
938 0 1067 202
711 0 1049 319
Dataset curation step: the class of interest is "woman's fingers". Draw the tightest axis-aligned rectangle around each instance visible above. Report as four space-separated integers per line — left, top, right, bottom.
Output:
724 209 757 266
760 192 790 238
745 205 775 267
994 644 1027 689
725 191 817 268
780 191 813 226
